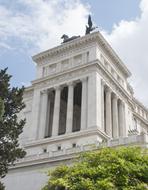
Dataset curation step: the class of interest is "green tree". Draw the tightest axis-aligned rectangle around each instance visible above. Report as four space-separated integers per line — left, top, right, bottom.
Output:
42 147 148 190
0 68 26 189
0 98 4 120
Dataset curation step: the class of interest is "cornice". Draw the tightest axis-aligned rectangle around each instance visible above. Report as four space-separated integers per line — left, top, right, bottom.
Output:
32 32 97 63
32 31 131 78
10 153 77 170
24 128 109 148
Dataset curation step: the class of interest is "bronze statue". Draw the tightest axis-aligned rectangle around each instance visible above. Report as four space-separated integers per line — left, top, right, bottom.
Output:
61 15 97 43
61 34 80 43
85 15 97 35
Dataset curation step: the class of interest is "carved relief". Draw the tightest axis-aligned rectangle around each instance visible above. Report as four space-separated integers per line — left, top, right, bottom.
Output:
61 59 69 71
43 63 57 77
49 64 57 74
74 54 82 66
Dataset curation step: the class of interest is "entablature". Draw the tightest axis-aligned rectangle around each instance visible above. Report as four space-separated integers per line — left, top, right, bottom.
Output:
32 32 131 79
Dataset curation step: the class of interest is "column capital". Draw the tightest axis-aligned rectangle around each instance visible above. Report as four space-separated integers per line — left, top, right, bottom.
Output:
53 85 62 91
119 99 125 107
112 93 118 100
101 79 106 86
67 81 78 87
105 86 112 94
80 77 88 83
41 89 48 94
66 81 74 86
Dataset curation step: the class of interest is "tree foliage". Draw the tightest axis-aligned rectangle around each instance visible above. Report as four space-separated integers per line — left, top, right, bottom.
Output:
0 68 26 189
42 147 148 190
0 98 4 120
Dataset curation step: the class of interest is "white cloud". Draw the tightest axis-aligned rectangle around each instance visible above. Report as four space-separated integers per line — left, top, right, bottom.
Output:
0 0 147 107
0 0 89 52
103 0 148 107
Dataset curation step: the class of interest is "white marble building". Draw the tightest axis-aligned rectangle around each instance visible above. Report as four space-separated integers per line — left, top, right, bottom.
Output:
4 31 148 190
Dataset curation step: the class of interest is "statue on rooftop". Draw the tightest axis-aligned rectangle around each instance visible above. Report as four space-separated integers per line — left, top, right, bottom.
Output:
61 34 80 43
85 15 97 35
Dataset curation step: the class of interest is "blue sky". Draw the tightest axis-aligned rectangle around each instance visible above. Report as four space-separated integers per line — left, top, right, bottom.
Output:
82 0 140 31
0 0 148 106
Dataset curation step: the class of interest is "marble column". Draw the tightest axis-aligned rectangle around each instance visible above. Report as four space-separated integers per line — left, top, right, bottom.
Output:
105 87 112 137
66 82 74 133
81 77 88 130
112 94 119 138
52 86 61 137
118 100 125 137
38 90 49 139
44 91 51 138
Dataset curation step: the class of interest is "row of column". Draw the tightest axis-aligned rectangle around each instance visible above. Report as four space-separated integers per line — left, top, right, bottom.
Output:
102 82 126 138
39 78 88 138
38 76 126 139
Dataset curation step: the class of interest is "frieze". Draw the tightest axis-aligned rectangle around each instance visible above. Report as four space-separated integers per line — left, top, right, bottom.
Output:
34 66 90 90
40 45 91 67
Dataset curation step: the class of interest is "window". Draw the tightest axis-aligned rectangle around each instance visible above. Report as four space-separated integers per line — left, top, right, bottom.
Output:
72 143 76 148
43 148 47 153
57 146 61 151
86 51 89 62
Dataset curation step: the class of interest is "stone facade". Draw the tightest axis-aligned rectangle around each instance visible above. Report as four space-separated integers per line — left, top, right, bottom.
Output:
4 32 148 190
